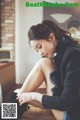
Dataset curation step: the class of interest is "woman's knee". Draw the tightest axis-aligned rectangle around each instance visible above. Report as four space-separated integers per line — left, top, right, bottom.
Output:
35 58 55 83
41 58 55 75
37 58 55 69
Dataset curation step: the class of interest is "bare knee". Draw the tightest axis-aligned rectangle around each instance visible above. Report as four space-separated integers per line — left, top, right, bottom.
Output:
39 57 53 64
36 57 55 81
37 58 55 70
37 58 55 89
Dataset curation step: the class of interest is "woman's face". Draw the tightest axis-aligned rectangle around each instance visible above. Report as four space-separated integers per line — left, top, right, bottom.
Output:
30 33 57 58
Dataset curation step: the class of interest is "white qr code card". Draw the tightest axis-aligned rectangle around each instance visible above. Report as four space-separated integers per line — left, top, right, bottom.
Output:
1 103 17 119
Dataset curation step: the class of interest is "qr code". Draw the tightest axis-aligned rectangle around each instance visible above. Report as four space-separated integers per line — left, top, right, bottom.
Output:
1 103 17 119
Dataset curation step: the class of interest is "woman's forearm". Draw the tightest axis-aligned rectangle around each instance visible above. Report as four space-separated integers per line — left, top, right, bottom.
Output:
17 92 43 106
32 92 43 104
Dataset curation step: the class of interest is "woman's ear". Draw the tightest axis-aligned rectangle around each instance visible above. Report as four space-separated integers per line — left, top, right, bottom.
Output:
49 33 55 42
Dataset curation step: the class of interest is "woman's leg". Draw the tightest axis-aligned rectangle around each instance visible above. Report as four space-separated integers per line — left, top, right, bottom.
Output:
52 110 64 120
17 58 55 95
17 58 64 120
16 58 54 108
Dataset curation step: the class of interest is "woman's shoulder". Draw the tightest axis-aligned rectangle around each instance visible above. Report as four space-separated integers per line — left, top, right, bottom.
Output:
66 42 80 54
62 42 80 62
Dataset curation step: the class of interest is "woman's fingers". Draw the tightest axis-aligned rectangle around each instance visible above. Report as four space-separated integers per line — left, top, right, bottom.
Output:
16 94 23 100
19 100 26 106
18 97 23 102
16 93 28 105
16 92 37 105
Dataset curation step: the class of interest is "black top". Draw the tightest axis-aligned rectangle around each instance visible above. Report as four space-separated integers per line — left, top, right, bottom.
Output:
42 36 80 120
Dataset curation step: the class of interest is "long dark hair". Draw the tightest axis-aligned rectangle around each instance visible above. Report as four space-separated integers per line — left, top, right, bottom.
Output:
28 20 77 44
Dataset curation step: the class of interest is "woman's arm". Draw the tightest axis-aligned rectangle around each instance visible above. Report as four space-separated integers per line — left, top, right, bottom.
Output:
42 50 80 111
17 92 43 106
17 49 80 111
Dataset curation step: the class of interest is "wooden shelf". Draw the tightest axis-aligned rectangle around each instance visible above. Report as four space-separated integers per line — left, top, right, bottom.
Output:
0 61 15 93
0 62 14 69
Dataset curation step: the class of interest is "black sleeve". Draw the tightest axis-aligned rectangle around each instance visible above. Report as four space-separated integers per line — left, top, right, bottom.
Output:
42 50 80 111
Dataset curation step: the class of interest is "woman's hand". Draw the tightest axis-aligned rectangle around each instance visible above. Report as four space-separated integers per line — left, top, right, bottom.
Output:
16 92 43 106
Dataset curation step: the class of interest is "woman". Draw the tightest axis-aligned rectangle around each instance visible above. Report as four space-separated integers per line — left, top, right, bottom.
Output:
16 20 80 120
